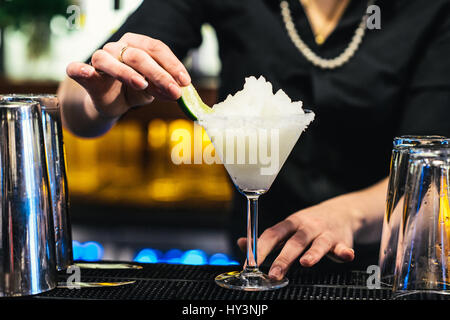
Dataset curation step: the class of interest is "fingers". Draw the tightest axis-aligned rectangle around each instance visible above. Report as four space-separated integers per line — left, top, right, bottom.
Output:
328 243 355 263
237 237 246 252
73 34 188 109
268 227 315 280
237 204 356 281
103 41 182 100
66 61 114 95
239 233 354 264
238 229 354 281
67 60 154 115
299 233 334 267
66 61 96 79
256 218 298 266
120 33 191 86
90 49 149 91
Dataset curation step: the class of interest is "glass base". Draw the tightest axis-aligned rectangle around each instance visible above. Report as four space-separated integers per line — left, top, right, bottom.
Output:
215 268 289 291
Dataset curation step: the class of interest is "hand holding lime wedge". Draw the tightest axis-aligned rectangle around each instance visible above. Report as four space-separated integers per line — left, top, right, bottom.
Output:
177 84 212 120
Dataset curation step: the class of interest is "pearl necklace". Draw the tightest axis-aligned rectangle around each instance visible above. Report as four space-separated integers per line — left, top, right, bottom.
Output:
280 0 375 69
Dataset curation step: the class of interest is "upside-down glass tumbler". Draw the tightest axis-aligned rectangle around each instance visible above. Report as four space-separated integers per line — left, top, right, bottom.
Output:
379 136 448 286
393 148 450 299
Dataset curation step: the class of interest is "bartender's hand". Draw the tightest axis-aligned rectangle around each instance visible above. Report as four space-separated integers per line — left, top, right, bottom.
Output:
237 198 357 281
237 178 388 281
65 32 190 118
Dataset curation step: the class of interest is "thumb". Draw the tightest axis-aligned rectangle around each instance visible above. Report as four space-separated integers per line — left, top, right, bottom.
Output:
66 62 111 94
66 61 96 80
237 237 246 252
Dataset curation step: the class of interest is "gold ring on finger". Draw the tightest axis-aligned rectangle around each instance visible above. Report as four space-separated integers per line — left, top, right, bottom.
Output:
118 46 129 63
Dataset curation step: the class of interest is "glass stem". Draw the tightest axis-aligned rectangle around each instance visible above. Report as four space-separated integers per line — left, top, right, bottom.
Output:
245 194 259 272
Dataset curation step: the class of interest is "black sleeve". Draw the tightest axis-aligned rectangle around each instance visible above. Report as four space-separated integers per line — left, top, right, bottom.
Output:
98 0 205 61
396 3 450 137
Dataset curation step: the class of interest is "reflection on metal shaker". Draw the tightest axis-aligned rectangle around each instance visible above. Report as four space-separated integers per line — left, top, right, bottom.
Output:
1 94 73 271
38 95 73 271
0 99 57 296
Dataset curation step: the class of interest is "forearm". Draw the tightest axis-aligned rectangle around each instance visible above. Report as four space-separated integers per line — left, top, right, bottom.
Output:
57 77 119 138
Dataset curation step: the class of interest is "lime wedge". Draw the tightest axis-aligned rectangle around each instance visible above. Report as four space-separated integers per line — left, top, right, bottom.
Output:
177 84 212 120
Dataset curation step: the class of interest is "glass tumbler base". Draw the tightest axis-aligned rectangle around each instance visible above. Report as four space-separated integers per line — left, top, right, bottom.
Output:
215 269 289 291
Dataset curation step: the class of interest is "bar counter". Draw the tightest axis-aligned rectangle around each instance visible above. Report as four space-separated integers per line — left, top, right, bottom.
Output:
28 262 392 301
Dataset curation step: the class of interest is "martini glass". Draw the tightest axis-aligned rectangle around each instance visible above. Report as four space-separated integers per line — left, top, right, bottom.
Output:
198 110 314 291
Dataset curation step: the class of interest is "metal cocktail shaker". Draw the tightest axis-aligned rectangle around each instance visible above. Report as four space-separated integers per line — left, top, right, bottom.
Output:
0 99 57 296
1 94 73 271
37 95 73 271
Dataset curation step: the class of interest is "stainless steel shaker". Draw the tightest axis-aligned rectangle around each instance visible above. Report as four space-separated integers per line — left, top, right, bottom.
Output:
1 94 73 271
0 99 57 296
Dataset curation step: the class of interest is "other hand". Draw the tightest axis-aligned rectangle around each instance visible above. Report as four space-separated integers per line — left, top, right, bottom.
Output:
66 32 191 118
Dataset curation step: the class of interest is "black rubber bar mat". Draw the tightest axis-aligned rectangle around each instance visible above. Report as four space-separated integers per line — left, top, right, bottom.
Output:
33 262 394 301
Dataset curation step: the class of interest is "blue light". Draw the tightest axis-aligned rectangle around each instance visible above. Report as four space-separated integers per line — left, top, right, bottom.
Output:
134 248 160 263
209 253 229 265
163 248 183 264
133 248 240 266
83 241 104 261
72 240 83 260
72 240 103 262
181 249 207 265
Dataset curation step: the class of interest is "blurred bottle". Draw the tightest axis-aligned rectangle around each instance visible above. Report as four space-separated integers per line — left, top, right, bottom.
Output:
63 129 101 194
98 121 143 187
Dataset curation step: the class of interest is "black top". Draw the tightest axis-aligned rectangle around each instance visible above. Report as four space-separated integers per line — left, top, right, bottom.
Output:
105 0 450 251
